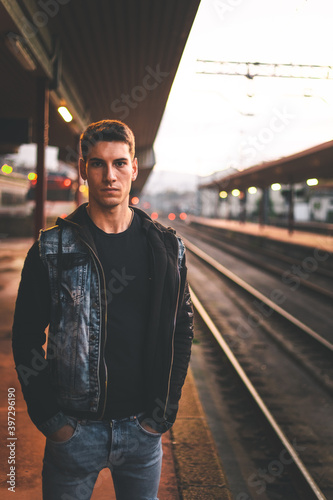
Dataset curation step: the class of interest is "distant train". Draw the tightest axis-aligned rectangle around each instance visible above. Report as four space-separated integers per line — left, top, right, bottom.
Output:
27 171 77 202
0 170 78 218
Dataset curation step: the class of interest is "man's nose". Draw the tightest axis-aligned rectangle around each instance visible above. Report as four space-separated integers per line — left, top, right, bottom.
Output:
105 165 117 182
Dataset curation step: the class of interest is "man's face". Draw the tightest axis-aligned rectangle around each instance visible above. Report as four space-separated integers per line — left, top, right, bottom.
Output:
79 141 137 211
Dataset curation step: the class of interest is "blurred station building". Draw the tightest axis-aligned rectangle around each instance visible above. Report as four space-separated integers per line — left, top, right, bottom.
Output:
198 140 333 232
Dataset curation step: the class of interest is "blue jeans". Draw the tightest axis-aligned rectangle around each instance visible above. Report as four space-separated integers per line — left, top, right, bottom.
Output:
42 414 163 500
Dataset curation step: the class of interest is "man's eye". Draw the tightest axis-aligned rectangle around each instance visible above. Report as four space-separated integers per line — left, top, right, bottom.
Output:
115 161 125 167
91 161 103 167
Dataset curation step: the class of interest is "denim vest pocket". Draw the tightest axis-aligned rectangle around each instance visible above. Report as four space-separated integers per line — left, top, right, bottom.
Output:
47 252 89 303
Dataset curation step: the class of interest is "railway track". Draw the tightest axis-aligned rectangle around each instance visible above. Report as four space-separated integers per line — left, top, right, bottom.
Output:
169 224 333 499
181 234 333 398
184 236 333 351
186 221 333 301
191 288 327 500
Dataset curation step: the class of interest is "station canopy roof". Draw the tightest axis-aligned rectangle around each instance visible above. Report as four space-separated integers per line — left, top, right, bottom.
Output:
0 0 201 193
200 140 333 192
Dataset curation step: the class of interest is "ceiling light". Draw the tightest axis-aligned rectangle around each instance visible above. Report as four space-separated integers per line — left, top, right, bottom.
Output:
58 106 73 123
271 183 281 191
306 178 318 186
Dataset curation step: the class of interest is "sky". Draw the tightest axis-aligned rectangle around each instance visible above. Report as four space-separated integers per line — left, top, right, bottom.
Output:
151 0 333 180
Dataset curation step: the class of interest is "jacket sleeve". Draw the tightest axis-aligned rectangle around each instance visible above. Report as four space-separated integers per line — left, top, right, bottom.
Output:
12 241 69 437
164 250 194 425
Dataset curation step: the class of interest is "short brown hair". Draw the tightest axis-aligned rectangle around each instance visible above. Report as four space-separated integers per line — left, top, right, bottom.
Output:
80 120 135 162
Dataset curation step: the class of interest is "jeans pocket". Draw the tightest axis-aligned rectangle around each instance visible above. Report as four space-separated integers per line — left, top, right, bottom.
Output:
47 417 80 446
135 418 161 438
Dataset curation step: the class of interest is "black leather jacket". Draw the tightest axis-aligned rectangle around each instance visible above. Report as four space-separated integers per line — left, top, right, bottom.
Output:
12 205 194 436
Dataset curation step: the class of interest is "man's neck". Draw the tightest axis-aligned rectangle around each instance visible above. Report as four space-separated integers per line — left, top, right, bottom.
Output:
86 203 133 234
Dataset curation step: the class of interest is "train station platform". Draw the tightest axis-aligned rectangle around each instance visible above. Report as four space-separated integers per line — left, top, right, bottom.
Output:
0 238 232 500
188 216 333 253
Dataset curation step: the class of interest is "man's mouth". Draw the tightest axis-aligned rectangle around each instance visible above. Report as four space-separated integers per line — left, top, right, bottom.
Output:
101 187 118 192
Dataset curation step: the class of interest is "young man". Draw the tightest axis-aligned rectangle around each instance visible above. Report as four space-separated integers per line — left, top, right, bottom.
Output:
12 120 194 499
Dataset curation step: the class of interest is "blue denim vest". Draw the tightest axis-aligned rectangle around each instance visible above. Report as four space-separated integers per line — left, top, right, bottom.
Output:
39 223 103 414
38 219 185 417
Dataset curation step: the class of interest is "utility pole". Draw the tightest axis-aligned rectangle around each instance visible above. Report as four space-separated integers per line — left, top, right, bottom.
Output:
34 78 49 240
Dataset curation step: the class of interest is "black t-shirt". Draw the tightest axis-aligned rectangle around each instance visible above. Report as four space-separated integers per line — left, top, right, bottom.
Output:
84 208 150 418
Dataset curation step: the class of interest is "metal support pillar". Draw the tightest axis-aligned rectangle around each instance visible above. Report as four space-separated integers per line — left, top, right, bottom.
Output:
259 187 268 226
196 188 202 216
288 184 294 235
240 191 247 223
214 188 219 218
34 78 49 240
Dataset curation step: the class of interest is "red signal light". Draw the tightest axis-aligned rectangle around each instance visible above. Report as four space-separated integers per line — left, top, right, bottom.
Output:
63 178 71 187
179 212 187 220
168 213 176 221
151 212 158 220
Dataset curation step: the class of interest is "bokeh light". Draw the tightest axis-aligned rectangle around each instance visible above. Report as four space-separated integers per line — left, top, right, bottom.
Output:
1 164 13 174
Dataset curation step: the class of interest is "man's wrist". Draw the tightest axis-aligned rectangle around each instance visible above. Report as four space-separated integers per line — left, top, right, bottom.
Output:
37 411 70 438
138 413 173 434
